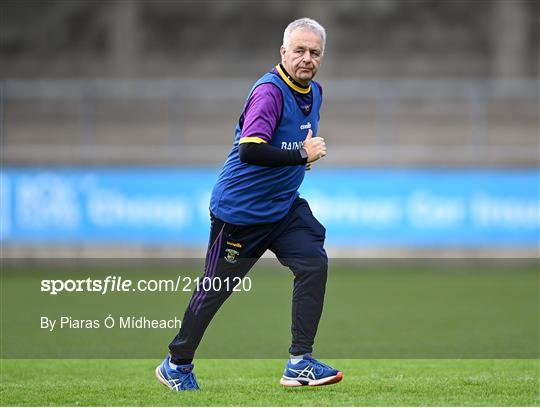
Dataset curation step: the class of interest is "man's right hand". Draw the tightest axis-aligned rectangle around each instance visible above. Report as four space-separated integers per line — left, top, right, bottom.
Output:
302 129 327 163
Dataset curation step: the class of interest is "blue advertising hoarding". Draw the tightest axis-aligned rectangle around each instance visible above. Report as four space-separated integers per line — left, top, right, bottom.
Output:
1 168 538 247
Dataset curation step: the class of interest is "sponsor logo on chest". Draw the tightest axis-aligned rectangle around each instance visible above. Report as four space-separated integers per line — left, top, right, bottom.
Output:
279 122 311 150
281 141 304 150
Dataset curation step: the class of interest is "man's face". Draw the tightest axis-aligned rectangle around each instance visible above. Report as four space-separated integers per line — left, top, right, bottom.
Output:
280 28 323 86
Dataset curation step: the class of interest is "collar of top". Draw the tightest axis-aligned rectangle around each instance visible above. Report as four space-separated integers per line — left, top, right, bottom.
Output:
276 64 311 94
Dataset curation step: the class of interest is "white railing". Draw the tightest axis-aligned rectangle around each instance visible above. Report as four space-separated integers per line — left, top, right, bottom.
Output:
2 78 538 166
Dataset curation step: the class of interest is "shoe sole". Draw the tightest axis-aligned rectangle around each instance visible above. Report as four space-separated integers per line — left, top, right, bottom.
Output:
155 365 173 389
280 371 343 387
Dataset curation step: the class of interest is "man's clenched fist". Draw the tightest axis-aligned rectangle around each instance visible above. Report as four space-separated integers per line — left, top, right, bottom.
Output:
303 129 326 163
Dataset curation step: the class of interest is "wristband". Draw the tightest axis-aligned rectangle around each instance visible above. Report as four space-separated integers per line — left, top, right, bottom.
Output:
299 148 308 163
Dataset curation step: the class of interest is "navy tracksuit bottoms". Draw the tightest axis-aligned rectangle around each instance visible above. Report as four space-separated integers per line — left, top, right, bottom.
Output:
168 197 328 362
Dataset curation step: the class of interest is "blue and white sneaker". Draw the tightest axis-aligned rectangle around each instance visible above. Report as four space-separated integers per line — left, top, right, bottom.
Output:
280 354 343 387
155 355 200 391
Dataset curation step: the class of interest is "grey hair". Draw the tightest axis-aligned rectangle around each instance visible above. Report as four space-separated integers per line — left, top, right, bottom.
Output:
282 18 326 55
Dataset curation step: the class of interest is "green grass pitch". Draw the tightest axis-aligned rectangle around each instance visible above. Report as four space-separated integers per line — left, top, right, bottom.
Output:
1 260 538 405
1 359 538 406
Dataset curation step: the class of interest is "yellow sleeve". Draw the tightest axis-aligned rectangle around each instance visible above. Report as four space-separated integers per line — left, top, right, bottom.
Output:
239 136 268 144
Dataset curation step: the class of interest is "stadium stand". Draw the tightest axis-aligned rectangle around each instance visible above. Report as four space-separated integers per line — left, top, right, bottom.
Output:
1 0 538 167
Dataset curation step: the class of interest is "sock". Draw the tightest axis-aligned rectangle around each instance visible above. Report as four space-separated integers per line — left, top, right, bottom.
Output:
169 357 193 367
290 354 304 364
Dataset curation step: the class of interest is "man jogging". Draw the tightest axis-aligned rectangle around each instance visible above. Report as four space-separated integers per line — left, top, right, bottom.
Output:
156 17 342 391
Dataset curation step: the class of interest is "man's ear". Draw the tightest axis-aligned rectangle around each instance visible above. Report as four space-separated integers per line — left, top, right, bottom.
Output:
280 46 286 61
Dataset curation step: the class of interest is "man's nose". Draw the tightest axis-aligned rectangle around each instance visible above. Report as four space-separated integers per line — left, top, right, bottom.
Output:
302 50 312 63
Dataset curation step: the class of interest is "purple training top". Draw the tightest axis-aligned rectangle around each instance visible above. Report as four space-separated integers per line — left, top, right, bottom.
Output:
240 66 322 143
240 83 282 143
